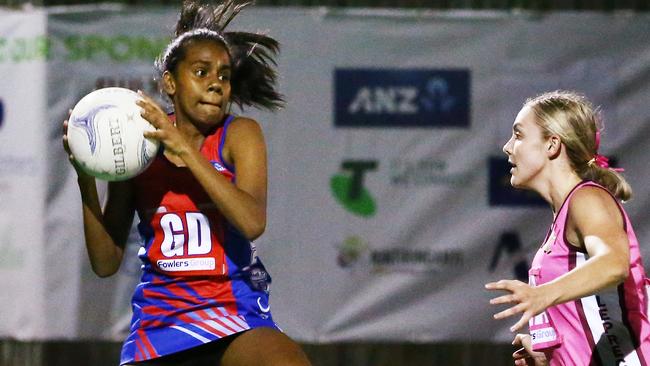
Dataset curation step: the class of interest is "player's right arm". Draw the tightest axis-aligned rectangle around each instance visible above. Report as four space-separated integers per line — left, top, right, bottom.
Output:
63 119 135 277
77 177 135 277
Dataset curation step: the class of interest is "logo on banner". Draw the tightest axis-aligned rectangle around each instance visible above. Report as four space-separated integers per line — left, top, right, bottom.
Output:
335 235 464 272
0 35 50 64
334 68 470 128
488 231 529 282
64 35 169 62
488 156 546 207
330 160 378 217
390 157 471 187
336 236 369 268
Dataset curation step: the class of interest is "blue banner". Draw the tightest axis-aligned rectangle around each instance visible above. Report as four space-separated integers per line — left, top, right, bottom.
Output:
334 68 471 128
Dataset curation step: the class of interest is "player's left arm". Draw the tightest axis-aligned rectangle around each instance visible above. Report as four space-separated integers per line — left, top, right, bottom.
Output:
487 186 630 331
183 117 267 241
137 92 267 241
218 116 268 239
546 186 630 303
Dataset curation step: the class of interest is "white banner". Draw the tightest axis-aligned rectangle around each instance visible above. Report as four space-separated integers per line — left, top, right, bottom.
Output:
0 8 48 339
2 7 650 343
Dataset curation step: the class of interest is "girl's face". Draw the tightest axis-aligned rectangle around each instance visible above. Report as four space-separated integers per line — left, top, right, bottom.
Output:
502 106 550 189
166 39 232 131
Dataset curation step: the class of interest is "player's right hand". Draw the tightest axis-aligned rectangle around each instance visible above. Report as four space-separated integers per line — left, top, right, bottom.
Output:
62 111 92 179
512 334 547 366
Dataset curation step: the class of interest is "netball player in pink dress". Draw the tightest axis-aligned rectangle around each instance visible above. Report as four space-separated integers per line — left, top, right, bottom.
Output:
486 91 650 366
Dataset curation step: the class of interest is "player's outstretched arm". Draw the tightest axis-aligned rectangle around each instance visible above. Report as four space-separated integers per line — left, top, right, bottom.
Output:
486 187 629 332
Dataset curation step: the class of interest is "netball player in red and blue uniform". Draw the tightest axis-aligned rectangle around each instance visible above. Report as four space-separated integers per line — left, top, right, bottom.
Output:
63 1 312 365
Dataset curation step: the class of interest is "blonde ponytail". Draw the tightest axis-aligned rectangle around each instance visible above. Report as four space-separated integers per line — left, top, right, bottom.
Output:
525 90 632 201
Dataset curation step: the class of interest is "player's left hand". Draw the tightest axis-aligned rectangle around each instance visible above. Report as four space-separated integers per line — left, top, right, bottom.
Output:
485 279 551 332
136 90 191 157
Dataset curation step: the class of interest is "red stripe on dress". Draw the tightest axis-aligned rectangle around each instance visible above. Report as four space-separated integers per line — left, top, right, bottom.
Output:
198 322 231 337
208 316 241 333
134 339 146 361
153 279 239 317
140 302 202 328
139 329 159 360
181 278 239 316
142 302 231 338
139 297 237 339
196 308 237 332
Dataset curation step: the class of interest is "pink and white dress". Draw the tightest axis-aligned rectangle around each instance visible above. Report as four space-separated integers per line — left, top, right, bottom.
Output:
528 181 650 365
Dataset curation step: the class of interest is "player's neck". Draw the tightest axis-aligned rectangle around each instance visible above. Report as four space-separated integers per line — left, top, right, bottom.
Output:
547 173 583 216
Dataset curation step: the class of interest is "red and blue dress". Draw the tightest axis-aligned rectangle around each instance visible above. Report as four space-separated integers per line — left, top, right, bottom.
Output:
120 115 277 365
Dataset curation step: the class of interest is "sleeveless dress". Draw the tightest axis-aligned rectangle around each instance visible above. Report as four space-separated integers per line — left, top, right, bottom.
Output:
120 115 278 365
528 181 650 365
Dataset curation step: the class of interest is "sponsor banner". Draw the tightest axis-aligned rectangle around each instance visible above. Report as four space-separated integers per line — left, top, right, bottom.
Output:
334 68 470 128
0 9 48 339
261 9 650 344
2 7 650 345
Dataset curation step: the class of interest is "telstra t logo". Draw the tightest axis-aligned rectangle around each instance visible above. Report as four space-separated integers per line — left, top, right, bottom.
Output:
330 160 378 217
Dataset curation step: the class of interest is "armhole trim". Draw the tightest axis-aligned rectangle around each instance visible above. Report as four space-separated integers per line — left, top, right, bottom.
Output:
218 115 236 173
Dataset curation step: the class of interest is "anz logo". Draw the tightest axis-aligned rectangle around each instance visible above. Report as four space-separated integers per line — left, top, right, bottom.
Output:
348 86 419 114
335 68 470 128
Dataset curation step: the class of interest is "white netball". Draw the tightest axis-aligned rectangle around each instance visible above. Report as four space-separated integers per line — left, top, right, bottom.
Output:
66 87 160 181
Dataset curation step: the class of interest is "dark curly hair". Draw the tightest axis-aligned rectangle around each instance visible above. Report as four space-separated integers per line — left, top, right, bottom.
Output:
156 0 284 111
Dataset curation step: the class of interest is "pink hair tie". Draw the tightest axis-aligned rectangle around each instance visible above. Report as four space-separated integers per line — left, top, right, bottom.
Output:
590 131 624 172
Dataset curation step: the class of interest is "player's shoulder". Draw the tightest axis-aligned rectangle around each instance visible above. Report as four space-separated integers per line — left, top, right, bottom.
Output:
230 115 260 128
571 183 616 206
568 183 622 223
228 116 263 138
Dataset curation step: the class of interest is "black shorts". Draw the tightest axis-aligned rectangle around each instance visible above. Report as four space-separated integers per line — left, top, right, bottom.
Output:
125 333 241 366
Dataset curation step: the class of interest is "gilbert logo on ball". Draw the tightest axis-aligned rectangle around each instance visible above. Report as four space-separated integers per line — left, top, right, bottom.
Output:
67 87 160 181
